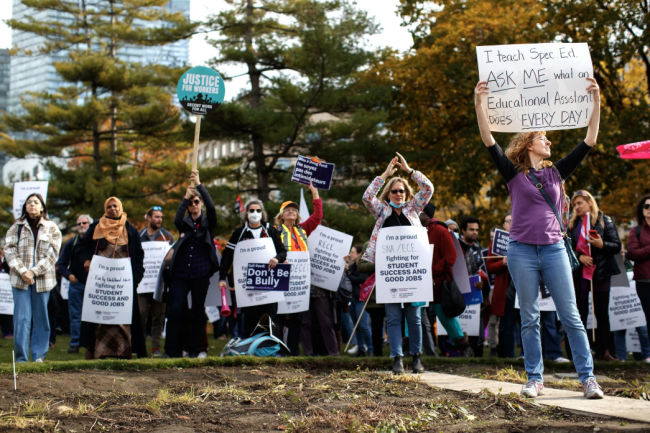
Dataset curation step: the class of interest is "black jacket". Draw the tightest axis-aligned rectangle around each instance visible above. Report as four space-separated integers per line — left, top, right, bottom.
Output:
170 184 219 277
56 235 88 283
219 222 287 279
346 262 368 300
569 211 622 282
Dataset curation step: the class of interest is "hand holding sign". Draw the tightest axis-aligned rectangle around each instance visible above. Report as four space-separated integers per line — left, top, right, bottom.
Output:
291 156 335 190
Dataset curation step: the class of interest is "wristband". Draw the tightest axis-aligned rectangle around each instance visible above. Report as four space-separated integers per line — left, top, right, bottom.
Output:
410 169 415 176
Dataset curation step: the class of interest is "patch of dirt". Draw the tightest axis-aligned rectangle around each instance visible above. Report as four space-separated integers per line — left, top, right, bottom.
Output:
0 366 647 432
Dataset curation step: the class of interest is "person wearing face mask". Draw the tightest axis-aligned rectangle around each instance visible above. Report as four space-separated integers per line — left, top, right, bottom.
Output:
218 199 287 338
475 77 604 398
362 152 433 373
4 193 62 362
56 214 93 354
445 220 460 238
79 197 146 359
162 170 219 358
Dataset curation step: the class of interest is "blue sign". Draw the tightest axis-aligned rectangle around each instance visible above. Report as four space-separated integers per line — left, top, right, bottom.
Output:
491 229 510 256
291 155 335 190
246 263 291 291
176 66 226 115
463 275 484 305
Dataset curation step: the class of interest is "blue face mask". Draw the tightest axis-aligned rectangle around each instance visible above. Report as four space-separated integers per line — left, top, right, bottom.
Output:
390 201 405 209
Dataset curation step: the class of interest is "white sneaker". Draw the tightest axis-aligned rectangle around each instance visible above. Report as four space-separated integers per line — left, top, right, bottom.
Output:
554 357 571 363
645 357 650 364
346 345 359 355
34 357 44 363
197 351 207 359
583 377 604 399
182 351 189 358
521 380 543 398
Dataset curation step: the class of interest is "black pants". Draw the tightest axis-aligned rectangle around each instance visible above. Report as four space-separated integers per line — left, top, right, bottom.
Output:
498 286 517 358
577 290 611 359
165 275 210 357
242 303 279 338
367 307 386 357
286 312 302 356
421 310 437 356
637 283 650 338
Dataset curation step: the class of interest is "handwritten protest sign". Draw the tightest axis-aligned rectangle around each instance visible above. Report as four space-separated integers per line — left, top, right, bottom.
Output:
278 252 311 314
437 304 480 337
246 263 291 291
291 155 335 190
13 181 48 219
137 242 171 294
0 274 13 315
233 238 285 307
476 43 594 132
491 229 509 256
81 256 133 325
609 274 646 332
308 226 352 292
375 226 433 304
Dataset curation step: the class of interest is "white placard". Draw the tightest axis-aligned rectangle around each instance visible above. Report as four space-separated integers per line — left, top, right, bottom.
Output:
13 181 48 219
375 226 433 304
451 235 472 294
587 294 597 330
476 43 594 132
137 242 171 294
437 304 481 337
626 328 641 354
0 274 14 315
515 294 557 311
308 226 353 291
233 238 284 307
278 251 311 314
609 278 646 332
81 256 133 325
205 306 221 323
60 277 70 300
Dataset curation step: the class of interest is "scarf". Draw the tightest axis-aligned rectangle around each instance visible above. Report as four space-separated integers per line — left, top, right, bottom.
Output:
93 197 128 246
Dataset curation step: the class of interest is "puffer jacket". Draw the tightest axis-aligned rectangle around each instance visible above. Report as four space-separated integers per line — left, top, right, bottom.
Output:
360 171 434 263
568 211 621 282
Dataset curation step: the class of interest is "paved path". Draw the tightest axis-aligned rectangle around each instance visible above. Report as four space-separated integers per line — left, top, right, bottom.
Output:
419 372 650 423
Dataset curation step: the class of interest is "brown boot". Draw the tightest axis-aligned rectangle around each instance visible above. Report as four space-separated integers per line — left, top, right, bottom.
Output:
453 332 474 358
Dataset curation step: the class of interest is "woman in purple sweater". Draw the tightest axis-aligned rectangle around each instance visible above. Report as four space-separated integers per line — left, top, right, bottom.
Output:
474 77 603 399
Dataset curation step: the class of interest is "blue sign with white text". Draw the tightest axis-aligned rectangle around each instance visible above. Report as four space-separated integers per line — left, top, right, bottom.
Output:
176 66 226 115
246 263 291 291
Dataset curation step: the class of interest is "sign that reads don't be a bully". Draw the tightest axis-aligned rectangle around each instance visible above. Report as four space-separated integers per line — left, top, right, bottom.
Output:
177 66 226 116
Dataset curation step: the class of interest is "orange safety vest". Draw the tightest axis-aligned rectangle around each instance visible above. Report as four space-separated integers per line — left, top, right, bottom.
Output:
278 224 308 252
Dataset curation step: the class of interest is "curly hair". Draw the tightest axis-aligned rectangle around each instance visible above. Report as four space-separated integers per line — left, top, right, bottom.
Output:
505 131 553 174
636 194 650 226
378 177 414 204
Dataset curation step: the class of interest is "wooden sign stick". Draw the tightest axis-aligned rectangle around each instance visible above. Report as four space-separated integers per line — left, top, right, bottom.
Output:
191 115 202 186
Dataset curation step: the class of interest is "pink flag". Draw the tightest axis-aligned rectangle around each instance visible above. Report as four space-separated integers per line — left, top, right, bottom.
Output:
576 213 595 280
359 273 375 302
616 141 650 159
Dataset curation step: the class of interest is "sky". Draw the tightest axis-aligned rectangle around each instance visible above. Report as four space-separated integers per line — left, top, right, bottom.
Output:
0 0 414 98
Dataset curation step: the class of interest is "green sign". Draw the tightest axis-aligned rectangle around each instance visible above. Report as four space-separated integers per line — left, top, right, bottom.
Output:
177 66 225 115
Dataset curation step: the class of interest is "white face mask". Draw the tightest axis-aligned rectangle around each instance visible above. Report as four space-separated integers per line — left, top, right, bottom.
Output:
248 212 262 224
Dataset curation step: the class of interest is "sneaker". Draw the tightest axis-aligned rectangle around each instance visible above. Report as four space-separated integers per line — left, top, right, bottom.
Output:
152 349 162 358
182 351 189 358
34 357 44 363
198 351 207 359
49 342 55 349
521 380 543 398
412 354 424 374
3 332 13 339
554 357 571 363
645 357 650 364
392 356 404 374
583 377 604 399
67 346 79 354
346 345 359 355
356 350 367 358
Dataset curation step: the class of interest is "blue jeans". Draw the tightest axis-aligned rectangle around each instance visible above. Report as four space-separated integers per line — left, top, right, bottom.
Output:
385 303 421 357
508 240 594 383
68 281 85 347
613 326 650 360
350 298 372 352
12 285 50 363
339 306 356 347
432 303 464 343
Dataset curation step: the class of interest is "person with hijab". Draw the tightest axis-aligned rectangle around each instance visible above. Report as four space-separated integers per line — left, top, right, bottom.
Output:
4 193 62 362
79 197 146 359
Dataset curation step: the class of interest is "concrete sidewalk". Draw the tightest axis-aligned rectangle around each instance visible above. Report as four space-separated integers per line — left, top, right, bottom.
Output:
419 372 650 423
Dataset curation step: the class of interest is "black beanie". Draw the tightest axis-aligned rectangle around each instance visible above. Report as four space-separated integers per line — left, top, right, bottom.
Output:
423 203 436 218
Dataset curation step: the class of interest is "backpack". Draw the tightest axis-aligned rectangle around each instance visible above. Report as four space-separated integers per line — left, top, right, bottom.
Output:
430 221 466 317
2 224 23 274
220 314 291 357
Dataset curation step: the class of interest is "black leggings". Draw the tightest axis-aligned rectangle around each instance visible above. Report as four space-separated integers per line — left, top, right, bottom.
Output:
637 282 650 339
577 290 611 359
367 307 386 357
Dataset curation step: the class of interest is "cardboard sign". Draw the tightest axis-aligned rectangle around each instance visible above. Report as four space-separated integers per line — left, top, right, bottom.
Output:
278 251 311 314
233 238 285 307
177 66 226 115
13 181 48 219
246 263 291 291
308 225 353 292
491 229 509 256
60 277 70 300
0 274 14 315
451 235 472 294
291 155 335 190
375 226 433 304
609 274 646 332
437 304 481 337
81 256 133 325
476 43 594 132
137 242 171 294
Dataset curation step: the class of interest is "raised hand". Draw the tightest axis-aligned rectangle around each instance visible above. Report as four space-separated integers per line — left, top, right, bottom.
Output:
381 157 399 180
474 80 490 106
585 77 600 102
308 181 319 200
395 152 411 173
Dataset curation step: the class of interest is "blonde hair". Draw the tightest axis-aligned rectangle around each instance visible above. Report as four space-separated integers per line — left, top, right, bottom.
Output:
505 131 553 174
275 207 302 226
569 191 600 230
379 177 414 204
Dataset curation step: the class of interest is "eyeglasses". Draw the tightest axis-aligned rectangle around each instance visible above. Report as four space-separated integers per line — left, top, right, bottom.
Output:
390 189 405 195
77 222 89 226
504 219 512 223
452 229 459 233
248 209 262 214
25 200 41 205
644 204 650 210
537 135 550 143
190 199 201 205
152 206 162 211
